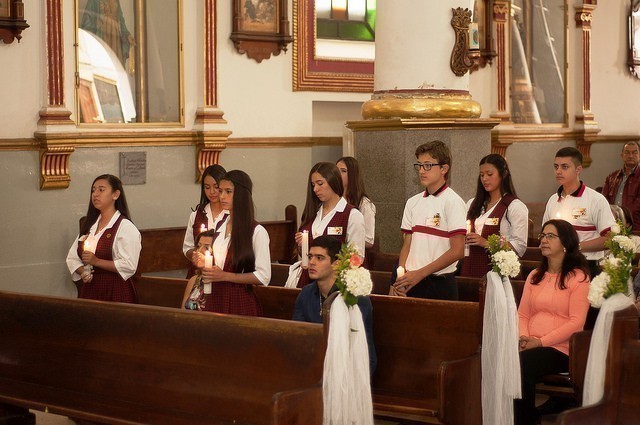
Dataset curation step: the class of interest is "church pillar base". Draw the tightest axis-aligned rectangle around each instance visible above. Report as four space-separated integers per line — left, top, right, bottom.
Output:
345 118 500 253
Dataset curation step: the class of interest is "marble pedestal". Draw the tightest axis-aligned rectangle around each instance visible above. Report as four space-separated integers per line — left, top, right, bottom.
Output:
345 118 500 253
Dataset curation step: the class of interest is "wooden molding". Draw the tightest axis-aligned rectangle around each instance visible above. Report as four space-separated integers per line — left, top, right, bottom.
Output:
227 136 342 147
491 0 510 120
196 131 231 182
575 3 597 125
38 143 75 190
0 0 29 44
450 8 476 77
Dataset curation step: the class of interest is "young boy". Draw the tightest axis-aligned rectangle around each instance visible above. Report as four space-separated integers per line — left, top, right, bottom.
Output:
542 147 615 277
393 141 467 300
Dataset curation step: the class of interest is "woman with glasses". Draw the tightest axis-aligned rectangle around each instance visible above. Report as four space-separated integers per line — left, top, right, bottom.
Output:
337 156 376 249
183 170 271 316
461 154 529 278
182 164 229 279
294 162 365 287
515 219 590 425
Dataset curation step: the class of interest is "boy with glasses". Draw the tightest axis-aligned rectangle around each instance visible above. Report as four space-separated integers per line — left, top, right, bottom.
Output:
391 141 466 300
542 147 615 277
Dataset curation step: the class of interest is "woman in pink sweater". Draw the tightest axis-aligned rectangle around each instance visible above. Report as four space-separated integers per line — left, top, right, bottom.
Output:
515 219 590 425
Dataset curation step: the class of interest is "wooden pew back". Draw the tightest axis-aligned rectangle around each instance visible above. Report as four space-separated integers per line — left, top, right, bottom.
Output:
0 291 324 425
370 295 480 399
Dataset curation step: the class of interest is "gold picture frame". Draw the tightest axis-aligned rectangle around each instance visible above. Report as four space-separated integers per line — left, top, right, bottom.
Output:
292 0 374 92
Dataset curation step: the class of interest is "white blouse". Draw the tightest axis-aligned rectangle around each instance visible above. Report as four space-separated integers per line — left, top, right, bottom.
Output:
182 204 229 257
312 197 365 256
66 211 141 281
359 196 376 246
211 221 271 286
465 197 529 257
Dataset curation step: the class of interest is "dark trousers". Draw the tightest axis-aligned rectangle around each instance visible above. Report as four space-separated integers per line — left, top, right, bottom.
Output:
406 273 458 300
514 347 569 425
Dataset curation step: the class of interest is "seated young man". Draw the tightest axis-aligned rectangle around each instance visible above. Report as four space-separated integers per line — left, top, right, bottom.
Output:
292 235 377 374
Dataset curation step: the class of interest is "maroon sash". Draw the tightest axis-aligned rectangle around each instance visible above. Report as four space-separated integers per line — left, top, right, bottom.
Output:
77 215 138 303
460 195 516 278
297 204 354 288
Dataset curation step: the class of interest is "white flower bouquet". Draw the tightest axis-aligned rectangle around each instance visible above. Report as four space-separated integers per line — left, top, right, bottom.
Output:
333 243 373 306
487 234 521 278
587 220 634 307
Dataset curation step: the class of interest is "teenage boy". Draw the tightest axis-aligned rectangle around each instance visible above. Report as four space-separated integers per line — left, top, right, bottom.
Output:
543 147 615 277
292 235 376 374
392 141 467 300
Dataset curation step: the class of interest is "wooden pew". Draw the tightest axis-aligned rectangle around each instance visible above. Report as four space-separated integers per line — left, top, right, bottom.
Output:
556 306 640 424
370 296 481 424
0 291 325 425
136 205 298 277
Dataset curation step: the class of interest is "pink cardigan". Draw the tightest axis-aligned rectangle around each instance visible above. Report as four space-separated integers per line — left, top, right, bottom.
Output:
518 269 590 355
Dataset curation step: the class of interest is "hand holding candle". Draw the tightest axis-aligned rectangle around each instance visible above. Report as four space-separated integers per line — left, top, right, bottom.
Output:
301 230 309 268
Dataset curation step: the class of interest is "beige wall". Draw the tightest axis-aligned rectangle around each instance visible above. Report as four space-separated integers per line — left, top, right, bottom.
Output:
0 1 638 297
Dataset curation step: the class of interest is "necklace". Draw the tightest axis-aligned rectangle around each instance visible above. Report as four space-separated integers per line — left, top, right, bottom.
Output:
485 198 501 211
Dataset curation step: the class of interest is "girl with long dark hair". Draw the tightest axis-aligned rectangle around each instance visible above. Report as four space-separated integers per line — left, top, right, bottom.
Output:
461 154 529 277
66 174 141 303
183 170 270 316
337 156 376 249
183 164 228 278
515 219 590 425
295 162 365 287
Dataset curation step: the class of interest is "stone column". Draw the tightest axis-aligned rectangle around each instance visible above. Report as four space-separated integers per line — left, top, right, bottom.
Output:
347 0 499 253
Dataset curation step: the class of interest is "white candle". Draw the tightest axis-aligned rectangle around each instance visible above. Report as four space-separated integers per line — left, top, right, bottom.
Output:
469 23 479 50
396 266 405 278
82 240 93 275
465 220 471 257
204 250 213 268
203 250 213 294
301 231 309 267
200 224 207 233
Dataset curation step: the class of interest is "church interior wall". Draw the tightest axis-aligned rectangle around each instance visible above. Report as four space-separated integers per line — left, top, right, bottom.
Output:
0 0 638 297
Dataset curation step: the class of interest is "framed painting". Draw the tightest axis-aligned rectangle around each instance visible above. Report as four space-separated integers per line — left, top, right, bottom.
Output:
230 0 293 62
0 0 29 44
0 0 10 18
94 77 125 124
292 0 374 93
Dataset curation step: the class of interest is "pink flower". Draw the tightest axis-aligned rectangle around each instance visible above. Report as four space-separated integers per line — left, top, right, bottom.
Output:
349 254 363 268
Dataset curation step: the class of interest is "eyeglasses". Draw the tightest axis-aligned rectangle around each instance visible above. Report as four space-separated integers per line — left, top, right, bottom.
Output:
413 162 442 172
538 233 560 241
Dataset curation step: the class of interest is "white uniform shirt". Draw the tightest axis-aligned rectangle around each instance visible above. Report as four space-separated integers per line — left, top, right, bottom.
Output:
465 197 529 257
182 204 229 256
401 185 467 274
66 211 141 281
312 197 365 256
359 196 376 246
543 182 615 261
211 220 271 286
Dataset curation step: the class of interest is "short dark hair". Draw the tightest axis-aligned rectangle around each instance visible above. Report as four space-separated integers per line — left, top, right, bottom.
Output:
195 229 217 246
555 147 583 167
415 140 452 180
310 235 342 261
622 141 640 151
